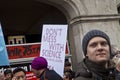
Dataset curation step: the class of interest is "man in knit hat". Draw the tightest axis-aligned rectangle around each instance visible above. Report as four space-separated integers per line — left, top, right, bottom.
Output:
31 57 63 80
75 30 116 80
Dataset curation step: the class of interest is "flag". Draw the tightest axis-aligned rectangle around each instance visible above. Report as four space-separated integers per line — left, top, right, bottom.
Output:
0 23 9 66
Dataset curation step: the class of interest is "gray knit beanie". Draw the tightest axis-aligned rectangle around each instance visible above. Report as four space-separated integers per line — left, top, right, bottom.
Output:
82 30 111 56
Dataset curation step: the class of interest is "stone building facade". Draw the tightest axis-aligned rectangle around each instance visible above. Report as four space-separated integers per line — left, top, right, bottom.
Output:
0 0 120 71
39 0 120 70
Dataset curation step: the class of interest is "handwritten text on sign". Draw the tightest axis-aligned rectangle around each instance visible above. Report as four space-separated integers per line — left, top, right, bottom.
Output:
41 28 65 62
40 25 68 77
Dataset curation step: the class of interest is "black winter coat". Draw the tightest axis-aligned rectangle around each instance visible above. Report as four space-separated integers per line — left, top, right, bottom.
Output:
40 69 63 80
75 58 116 80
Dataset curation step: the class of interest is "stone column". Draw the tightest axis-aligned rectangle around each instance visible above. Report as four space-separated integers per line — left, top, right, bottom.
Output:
67 0 120 70
45 0 120 70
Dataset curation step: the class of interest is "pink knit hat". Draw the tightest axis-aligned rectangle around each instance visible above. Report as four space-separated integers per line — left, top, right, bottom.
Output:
31 57 48 70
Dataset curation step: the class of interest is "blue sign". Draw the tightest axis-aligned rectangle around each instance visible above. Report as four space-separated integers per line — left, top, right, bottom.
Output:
0 23 9 66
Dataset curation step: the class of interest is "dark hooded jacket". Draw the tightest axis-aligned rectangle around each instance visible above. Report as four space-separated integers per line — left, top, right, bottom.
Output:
39 68 63 80
114 69 120 80
75 58 116 80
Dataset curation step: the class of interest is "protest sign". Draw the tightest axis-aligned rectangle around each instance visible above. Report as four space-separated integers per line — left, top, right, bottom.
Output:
0 23 9 66
40 24 68 77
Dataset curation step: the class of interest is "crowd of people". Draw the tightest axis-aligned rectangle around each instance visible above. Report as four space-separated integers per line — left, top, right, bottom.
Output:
1 29 120 80
0 67 26 80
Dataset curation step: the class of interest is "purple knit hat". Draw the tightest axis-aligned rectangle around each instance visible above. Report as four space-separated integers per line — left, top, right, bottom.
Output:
31 57 48 70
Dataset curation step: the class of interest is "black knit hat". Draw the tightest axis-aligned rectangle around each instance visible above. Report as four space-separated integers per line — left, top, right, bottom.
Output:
82 30 111 56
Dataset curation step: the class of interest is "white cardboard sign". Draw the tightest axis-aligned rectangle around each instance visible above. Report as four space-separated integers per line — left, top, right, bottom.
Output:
40 24 68 77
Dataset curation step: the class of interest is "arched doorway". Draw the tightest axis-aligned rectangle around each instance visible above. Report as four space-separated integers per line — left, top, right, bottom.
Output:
0 0 68 43
0 0 80 71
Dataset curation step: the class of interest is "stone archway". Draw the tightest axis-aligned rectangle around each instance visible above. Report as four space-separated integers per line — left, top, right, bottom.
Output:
34 0 120 71
36 0 81 70
36 0 80 20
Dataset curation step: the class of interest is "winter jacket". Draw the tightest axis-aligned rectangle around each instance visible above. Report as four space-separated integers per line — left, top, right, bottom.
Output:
114 69 120 80
75 58 116 80
39 69 63 80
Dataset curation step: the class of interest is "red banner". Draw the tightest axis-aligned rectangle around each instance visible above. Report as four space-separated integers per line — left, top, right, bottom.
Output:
6 43 69 59
26 71 39 80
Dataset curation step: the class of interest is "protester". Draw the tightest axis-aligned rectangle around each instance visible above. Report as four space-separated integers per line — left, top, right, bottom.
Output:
64 61 72 71
63 61 75 80
0 72 5 80
12 67 26 80
111 44 120 57
31 56 63 80
112 54 120 80
4 69 12 80
75 29 116 80
63 71 72 80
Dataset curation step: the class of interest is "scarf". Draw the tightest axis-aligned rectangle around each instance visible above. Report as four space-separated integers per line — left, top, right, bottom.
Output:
85 58 110 79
